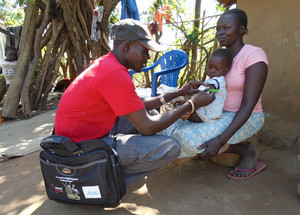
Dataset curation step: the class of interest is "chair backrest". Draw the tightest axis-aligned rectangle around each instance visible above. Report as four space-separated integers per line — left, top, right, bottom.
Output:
154 50 188 88
150 50 188 96
129 50 188 97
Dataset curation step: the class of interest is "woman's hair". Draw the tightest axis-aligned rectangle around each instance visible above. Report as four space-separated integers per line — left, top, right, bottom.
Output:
211 48 234 67
223 8 249 34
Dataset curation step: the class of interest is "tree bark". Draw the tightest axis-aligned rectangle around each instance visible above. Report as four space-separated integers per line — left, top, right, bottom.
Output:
0 75 6 103
61 0 85 75
41 32 68 108
2 3 38 119
190 0 201 78
31 20 65 109
3 0 120 119
67 49 77 81
21 1 51 118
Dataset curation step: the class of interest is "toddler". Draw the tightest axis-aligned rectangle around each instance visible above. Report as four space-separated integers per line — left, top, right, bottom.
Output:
186 48 233 123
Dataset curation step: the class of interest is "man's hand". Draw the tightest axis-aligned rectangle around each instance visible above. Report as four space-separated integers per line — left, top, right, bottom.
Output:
178 80 207 96
191 90 215 110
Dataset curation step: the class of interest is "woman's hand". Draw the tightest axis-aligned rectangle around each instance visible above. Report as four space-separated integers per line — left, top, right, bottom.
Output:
178 80 207 96
197 136 223 159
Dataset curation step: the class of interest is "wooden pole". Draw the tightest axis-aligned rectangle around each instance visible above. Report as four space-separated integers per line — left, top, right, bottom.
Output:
0 27 20 39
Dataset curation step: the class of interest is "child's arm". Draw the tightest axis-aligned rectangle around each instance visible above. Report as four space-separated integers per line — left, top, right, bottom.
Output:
185 112 203 122
207 84 216 90
185 84 216 122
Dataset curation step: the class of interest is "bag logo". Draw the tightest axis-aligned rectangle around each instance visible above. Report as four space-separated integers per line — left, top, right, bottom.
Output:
62 168 72 174
63 182 81 200
51 184 64 194
56 166 76 176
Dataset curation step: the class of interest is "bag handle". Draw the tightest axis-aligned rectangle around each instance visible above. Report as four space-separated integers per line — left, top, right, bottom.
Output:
41 135 83 156
60 136 84 155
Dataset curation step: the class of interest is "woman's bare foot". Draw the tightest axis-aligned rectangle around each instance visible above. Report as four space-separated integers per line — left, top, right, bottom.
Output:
226 142 259 178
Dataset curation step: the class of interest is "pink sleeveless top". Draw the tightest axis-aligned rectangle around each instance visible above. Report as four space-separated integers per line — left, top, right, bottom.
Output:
223 44 268 112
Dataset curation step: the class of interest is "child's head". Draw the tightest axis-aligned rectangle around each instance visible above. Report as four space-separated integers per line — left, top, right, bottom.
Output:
5 46 18 61
206 48 233 78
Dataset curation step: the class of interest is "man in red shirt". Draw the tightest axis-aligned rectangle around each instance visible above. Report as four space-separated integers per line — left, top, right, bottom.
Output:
55 18 215 187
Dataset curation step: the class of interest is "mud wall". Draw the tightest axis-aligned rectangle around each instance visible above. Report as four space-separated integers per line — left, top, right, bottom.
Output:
238 0 300 121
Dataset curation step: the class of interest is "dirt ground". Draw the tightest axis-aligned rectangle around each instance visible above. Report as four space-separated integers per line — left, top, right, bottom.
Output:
0 93 300 215
0 138 300 215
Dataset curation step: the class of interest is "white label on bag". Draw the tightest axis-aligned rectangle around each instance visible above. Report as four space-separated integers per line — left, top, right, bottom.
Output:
82 186 101 198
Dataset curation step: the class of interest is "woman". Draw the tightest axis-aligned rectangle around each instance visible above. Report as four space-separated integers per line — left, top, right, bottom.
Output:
162 8 268 179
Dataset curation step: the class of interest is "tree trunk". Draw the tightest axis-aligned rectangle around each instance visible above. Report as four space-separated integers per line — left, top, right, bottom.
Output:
21 1 50 118
41 32 68 107
3 0 120 119
67 49 77 81
0 75 6 103
61 0 86 75
190 0 201 78
31 20 65 109
197 10 205 81
2 3 38 119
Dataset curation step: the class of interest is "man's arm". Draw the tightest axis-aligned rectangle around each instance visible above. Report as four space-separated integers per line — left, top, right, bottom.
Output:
125 91 215 135
142 80 205 110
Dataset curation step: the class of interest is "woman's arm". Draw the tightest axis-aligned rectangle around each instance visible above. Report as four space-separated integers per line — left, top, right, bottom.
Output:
198 61 268 159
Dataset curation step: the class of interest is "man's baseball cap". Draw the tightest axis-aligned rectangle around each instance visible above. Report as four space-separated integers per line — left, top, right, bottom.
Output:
112 19 162 52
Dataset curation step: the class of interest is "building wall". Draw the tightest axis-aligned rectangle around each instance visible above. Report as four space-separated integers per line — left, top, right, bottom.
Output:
238 0 300 121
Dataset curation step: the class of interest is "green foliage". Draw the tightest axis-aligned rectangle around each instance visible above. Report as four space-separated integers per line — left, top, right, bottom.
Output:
216 3 226 12
0 0 25 26
110 0 228 87
150 1 228 86
110 5 121 24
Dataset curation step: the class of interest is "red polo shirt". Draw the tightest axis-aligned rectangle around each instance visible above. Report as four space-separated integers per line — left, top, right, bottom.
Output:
55 52 144 142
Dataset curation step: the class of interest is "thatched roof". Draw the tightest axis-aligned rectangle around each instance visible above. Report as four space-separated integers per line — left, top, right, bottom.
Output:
217 0 237 7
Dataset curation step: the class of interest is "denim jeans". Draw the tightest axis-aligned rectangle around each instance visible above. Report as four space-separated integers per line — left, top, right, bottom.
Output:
102 116 180 187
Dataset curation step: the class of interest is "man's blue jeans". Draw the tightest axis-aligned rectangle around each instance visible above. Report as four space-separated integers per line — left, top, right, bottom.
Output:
102 116 180 187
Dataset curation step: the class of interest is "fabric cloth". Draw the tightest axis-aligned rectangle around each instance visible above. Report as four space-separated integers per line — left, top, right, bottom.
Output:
161 111 264 158
196 76 226 123
0 33 6 60
55 52 145 142
90 6 104 42
0 59 17 85
161 44 268 158
153 5 172 32
6 26 22 49
121 0 140 21
224 44 268 112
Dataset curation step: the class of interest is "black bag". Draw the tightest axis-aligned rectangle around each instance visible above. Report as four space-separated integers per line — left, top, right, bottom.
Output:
39 135 126 206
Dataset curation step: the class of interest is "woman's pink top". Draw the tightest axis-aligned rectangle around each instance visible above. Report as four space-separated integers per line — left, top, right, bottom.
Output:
223 44 268 113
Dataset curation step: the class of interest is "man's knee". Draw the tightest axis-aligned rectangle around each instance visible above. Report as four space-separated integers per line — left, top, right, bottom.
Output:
161 136 181 160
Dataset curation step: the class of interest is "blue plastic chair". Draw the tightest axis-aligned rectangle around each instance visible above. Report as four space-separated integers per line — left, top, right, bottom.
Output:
130 50 188 97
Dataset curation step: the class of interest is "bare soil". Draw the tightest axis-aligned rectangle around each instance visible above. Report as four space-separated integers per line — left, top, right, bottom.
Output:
0 93 300 215
0 141 300 215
